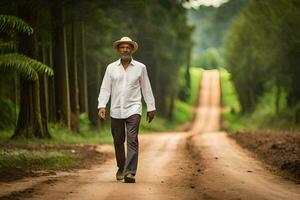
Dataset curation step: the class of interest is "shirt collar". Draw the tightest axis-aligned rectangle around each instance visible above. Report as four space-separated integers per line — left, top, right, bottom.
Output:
117 57 136 66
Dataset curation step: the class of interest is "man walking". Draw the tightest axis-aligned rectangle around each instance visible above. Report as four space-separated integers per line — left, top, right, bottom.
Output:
97 37 156 183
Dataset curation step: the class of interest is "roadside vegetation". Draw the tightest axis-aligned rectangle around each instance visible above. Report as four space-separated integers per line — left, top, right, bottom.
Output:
0 67 202 143
220 68 300 131
0 143 109 182
224 0 300 126
0 148 80 181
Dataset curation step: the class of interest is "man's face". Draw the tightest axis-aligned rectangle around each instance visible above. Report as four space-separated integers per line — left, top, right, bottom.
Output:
118 43 133 60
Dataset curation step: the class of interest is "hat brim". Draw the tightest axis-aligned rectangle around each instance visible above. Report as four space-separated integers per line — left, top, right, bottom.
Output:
113 41 138 53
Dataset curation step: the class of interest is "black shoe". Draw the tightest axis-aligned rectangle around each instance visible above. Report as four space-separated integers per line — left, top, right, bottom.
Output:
116 168 124 181
124 174 135 183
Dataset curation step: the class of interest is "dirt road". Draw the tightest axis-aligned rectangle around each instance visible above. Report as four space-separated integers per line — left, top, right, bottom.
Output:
1 70 300 200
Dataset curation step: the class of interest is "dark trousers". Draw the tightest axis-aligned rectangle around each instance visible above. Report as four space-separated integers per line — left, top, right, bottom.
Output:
111 114 141 176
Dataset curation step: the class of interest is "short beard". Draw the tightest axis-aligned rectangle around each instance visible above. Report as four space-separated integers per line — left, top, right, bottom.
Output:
121 54 132 61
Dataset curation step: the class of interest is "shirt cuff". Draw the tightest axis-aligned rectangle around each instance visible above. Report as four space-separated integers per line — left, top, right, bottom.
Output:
147 104 156 112
97 104 106 109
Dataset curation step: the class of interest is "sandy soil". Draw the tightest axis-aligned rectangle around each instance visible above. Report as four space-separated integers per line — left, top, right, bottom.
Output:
1 70 299 200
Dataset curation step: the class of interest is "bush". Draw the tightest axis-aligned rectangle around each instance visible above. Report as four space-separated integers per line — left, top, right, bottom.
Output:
79 113 91 132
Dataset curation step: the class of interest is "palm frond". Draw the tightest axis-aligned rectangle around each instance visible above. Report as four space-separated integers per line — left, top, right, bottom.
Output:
0 54 37 80
19 54 54 76
0 15 33 35
0 54 53 80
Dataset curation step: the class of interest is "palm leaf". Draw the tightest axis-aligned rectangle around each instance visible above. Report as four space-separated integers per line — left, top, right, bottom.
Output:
0 15 33 35
0 54 53 80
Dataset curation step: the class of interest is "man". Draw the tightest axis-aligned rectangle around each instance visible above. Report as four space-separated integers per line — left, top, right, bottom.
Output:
97 36 156 183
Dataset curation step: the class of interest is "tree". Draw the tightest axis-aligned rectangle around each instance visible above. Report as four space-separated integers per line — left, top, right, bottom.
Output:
51 0 71 128
224 0 300 122
194 48 224 69
0 13 53 138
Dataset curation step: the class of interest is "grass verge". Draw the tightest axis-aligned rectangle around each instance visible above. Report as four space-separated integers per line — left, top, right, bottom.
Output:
0 124 113 145
0 148 79 182
219 68 300 131
0 144 109 182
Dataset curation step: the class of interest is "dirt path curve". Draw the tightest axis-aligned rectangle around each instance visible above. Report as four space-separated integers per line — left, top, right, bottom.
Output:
1 70 300 200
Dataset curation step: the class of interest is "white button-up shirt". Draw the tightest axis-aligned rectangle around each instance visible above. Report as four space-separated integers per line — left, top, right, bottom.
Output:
97 58 156 119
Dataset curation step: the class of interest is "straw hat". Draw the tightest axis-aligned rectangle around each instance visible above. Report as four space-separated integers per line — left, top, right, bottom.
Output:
113 37 138 53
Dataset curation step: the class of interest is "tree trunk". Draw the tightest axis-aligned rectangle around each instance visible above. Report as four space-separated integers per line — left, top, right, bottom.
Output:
88 62 102 126
13 2 51 138
167 94 175 121
13 79 41 138
78 22 89 115
14 72 18 126
186 46 191 91
52 2 71 129
158 85 167 116
69 22 80 132
39 44 50 136
275 82 281 114
48 43 56 121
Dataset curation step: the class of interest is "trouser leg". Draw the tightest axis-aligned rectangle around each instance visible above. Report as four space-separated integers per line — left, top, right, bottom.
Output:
123 114 141 176
111 117 126 170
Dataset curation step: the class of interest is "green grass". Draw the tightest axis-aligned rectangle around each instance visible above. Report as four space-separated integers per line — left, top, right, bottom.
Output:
189 67 203 105
0 123 113 145
219 68 244 131
0 148 81 181
49 123 113 144
220 67 267 131
219 68 241 113
0 124 106 177
220 68 300 131
0 149 80 171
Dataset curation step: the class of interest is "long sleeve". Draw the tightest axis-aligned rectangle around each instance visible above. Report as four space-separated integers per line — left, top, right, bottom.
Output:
97 66 111 109
140 66 156 112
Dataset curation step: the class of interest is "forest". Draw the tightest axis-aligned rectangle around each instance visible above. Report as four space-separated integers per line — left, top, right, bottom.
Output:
224 0 300 123
0 0 193 138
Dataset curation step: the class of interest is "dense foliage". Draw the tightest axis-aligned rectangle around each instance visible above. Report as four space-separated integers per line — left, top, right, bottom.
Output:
187 0 246 67
0 0 193 137
224 0 300 122
0 14 53 131
193 48 224 69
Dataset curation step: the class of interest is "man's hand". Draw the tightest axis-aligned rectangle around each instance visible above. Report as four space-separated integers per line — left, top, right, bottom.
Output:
98 108 106 120
146 111 155 123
